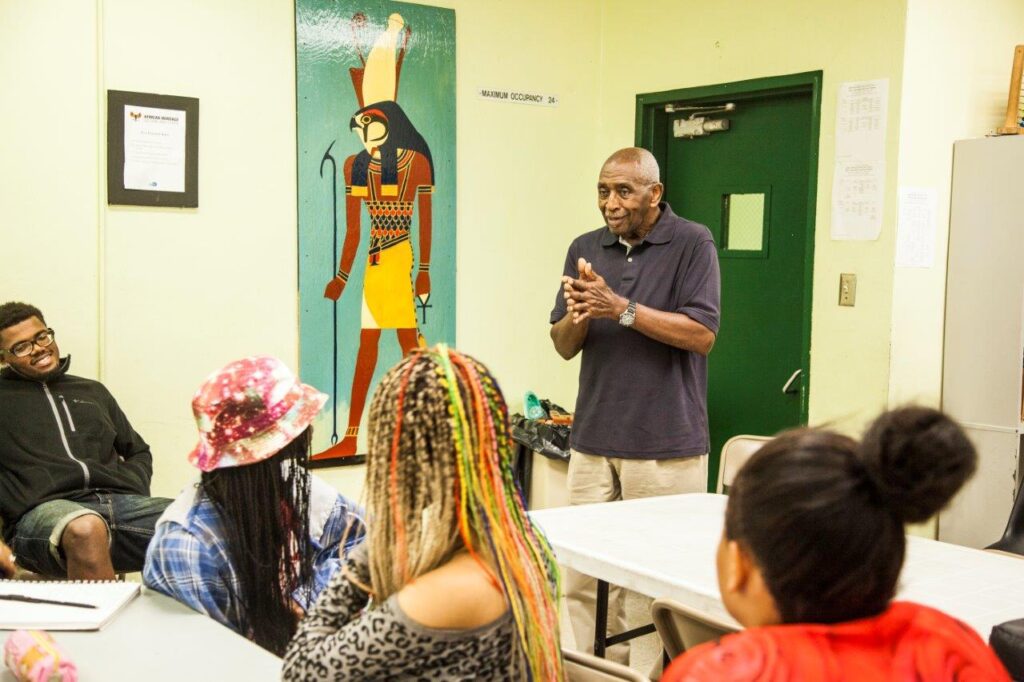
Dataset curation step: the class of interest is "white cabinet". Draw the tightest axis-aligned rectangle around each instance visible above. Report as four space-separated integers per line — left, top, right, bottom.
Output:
940 136 1024 548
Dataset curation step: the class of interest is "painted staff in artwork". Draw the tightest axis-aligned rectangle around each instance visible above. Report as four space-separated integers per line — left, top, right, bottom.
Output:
319 13 433 459
319 141 340 446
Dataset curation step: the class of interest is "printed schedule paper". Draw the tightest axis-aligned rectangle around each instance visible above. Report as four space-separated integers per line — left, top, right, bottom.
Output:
895 187 938 268
831 79 889 241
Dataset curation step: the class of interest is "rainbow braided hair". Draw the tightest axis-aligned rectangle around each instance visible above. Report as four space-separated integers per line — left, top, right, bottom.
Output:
364 345 563 681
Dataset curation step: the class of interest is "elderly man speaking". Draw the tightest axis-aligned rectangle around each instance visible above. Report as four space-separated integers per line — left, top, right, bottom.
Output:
550 147 721 663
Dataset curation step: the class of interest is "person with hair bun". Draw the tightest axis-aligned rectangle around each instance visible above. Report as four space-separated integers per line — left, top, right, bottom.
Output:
663 406 1011 681
283 345 563 681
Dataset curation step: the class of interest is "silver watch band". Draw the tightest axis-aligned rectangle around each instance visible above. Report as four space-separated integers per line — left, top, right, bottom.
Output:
619 300 637 327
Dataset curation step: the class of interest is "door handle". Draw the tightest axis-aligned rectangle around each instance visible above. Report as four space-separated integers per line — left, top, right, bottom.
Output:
782 369 802 394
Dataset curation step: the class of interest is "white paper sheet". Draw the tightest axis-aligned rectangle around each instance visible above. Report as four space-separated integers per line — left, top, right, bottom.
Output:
895 187 937 268
123 105 186 192
831 79 888 240
0 580 139 630
831 160 884 238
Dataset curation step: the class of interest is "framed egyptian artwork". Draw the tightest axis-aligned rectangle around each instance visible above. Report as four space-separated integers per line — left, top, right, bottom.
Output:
296 1 456 466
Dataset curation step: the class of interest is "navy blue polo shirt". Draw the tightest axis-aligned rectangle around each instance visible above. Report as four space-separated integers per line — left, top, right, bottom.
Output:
550 203 720 459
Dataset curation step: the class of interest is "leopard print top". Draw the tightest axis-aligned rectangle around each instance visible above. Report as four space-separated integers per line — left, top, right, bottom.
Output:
282 547 520 680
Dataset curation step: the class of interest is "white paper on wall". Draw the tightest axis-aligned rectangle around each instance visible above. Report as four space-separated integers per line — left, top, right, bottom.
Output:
831 79 888 240
895 187 938 268
123 105 187 192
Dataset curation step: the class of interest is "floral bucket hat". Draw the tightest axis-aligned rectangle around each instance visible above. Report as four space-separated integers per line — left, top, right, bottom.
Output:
187 356 328 472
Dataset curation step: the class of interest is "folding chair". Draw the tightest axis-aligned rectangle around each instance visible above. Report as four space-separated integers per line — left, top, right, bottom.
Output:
990 618 1024 680
987 480 1024 557
651 598 739 660
716 435 772 494
563 648 649 682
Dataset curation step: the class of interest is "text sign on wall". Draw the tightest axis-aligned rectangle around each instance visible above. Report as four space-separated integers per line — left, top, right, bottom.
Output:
477 87 559 107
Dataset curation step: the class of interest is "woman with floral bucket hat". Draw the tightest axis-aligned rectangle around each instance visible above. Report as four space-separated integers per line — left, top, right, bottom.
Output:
143 356 365 655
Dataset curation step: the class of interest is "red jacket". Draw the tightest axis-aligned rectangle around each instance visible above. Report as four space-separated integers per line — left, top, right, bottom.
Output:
662 601 1010 682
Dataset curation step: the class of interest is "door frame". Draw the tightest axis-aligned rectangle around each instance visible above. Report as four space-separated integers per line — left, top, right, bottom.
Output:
634 70 822 424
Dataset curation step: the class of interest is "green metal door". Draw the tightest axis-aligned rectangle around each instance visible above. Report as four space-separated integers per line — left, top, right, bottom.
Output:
637 73 821 489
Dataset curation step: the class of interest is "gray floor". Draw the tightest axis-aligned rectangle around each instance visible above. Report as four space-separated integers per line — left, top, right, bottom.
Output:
625 591 665 677
560 589 664 680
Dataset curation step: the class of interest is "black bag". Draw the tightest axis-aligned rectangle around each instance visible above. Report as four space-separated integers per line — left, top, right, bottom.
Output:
991 618 1024 681
510 413 571 462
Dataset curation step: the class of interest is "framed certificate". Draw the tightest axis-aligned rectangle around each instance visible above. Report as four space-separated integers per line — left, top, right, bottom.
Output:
107 90 199 207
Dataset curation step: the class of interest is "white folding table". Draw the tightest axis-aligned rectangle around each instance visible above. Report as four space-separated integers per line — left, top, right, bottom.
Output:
531 493 1024 656
0 588 282 681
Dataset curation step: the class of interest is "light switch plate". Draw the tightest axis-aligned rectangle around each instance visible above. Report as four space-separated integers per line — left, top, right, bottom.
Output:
839 273 856 306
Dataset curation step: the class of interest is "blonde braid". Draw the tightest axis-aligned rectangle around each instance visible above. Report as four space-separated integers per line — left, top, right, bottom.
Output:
364 346 563 680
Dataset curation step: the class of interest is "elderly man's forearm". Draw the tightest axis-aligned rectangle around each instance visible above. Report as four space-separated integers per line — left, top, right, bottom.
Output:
550 314 588 359
632 305 716 355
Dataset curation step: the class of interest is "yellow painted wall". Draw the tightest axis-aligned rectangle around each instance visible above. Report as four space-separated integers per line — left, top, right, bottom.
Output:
404 0 602 409
596 0 909 433
0 1 101 379
99 0 304 498
889 0 1024 407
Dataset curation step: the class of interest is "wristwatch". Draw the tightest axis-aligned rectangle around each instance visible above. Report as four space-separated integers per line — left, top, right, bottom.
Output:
618 300 637 327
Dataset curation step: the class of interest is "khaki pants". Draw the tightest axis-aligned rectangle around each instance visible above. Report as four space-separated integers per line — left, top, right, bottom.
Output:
564 450 708 666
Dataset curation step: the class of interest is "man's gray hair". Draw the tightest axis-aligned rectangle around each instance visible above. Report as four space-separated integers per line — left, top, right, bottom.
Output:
602 147 661 185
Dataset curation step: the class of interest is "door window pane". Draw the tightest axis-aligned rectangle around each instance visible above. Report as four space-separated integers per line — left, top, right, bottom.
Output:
724 193 765 251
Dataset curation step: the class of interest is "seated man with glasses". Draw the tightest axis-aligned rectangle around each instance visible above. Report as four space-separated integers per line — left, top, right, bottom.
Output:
0 301 171 579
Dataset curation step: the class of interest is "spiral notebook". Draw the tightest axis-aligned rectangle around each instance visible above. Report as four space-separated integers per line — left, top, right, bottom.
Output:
0 580 140 631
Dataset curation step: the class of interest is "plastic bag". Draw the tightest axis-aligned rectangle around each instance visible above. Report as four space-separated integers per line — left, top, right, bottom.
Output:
510 412 571 462
4 630 77 682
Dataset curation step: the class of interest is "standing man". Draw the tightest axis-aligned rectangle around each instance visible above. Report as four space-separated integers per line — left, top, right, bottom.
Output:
550 148 720 662
0 301 171 579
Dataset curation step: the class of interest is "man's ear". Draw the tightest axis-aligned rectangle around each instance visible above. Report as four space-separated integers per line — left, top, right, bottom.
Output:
650 182 664 206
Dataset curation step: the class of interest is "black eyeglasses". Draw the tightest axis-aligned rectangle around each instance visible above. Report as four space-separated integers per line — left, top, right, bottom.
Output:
4 329 56 358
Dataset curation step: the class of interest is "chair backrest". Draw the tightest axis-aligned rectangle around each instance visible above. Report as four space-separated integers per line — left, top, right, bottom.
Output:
990 617 1024 680
716 435 773 494
987 479 1024 556
651 598 739 660
562 648 648 682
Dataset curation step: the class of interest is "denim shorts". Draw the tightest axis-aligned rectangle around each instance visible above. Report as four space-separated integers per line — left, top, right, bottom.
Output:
11 492 172 577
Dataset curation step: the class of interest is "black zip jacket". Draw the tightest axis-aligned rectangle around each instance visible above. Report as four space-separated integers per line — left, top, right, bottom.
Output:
0 356 153 533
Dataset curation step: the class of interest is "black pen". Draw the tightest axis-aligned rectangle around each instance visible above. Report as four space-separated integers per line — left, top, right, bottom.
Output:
0 593 97 609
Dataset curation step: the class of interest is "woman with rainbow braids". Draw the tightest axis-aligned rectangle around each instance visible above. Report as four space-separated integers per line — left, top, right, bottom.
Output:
283 345 564 681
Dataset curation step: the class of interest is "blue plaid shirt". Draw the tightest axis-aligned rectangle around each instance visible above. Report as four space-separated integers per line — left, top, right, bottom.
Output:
143 483 364 637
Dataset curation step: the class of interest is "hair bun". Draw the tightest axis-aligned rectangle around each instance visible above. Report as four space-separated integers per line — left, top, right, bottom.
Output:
858 406 977 524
